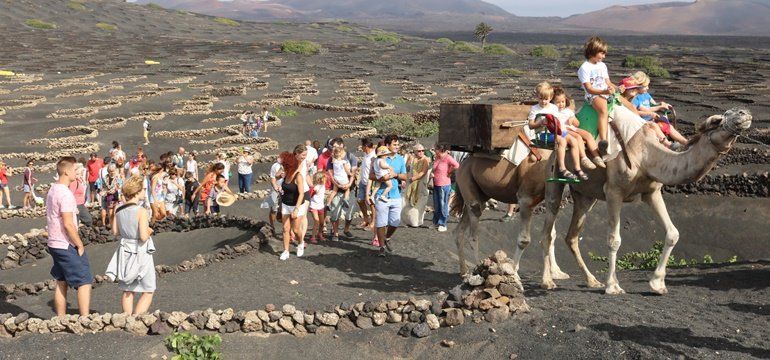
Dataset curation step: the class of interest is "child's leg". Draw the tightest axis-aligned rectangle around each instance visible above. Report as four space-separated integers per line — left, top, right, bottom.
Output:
591 96 609 142
312 211 320 237
667 125 689 145
575 129 599 154
556 137 567 171
327 185 338 206
121 292 134 315
568 132 587 158
567 136 582 171
380 180 392 201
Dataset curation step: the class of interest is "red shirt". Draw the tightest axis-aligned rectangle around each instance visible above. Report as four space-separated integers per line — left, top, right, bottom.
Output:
316 150 333 190
68 179 87 205
87 159 104 183
0 167 7 184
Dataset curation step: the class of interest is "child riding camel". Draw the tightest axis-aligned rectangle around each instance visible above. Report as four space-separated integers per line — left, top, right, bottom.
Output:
631 71 688 149
552 86 606 170
528 82 588 181
578 36 618 156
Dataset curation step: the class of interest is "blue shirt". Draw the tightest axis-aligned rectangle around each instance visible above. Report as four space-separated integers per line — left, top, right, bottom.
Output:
632 93 654 121
375 154 406 199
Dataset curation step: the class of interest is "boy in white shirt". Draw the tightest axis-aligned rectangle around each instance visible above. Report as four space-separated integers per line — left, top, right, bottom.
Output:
577 36 617 155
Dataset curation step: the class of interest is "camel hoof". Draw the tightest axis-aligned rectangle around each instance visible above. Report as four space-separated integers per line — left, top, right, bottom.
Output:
649 279 668 295
541 280 557 290
605 284 626 295
551 270 570 280
586 278 604 288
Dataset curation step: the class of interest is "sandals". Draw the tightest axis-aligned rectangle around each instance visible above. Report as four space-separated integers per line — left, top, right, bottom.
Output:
575 170 589 181
558 169 578 181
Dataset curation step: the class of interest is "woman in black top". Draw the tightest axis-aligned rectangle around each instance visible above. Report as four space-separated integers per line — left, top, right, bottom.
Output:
279 150 308 261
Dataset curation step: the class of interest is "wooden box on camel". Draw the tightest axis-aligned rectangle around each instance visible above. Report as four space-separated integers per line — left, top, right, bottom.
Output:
438 103 530 152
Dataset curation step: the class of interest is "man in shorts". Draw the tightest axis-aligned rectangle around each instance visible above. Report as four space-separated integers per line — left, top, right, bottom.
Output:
372 135 407 255
46 157 93 317
325 138 359 241
86 153 104 205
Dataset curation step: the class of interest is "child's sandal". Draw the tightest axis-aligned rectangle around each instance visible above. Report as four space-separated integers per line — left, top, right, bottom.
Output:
575 170 589 181
558 169 578 180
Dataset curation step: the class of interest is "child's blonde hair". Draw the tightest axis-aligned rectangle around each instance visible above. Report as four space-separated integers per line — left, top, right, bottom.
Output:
312 171 325 186
584 36 608 59
632 71 650 88
535 81 554 100
332 146 345 160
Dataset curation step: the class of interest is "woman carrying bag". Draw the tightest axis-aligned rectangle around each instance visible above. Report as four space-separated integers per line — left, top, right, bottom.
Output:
106 175 156 315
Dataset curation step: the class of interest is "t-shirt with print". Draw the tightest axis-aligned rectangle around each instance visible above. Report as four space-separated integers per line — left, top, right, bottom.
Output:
632 93 655 121
577 61 609 95
374 154 407 200
46 183 78 249
554 108 576 129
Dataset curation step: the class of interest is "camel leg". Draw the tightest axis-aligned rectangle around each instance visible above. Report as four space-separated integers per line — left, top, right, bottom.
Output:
565 192 603 288
540 183 567 289
604 191 626 295
454 206 471 276
643 190 679 295
468 203 483 267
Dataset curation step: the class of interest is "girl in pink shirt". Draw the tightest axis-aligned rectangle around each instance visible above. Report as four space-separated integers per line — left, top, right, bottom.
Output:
430 144 459 232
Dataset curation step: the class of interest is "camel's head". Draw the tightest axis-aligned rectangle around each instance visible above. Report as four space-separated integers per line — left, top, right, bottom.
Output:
697 107 753 135
692 107 752 151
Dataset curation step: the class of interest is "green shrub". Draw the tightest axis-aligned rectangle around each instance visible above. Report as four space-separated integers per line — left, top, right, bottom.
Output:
530 45 559 58
145 3 165 10
95 23 117 31
588 241 738 271
214 17 239 26
366 30 400 45
272 108 298 117
336 25 353 32
67 1 86 11
499 68 524 77
368 114 438 138
567 59 583 68
25 19 56 30
483 43 514 55
309 23 321 29
622 55 670 78
448 41 481 53
166 332 222 360
281 40 321 55
436 38 454 45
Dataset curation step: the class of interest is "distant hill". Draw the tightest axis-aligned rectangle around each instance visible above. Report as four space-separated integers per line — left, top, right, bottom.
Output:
561 0 770 36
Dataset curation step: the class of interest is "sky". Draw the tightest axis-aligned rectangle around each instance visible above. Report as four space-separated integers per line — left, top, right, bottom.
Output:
483 0 693 17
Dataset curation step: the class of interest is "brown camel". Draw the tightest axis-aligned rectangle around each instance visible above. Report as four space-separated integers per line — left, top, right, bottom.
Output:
538 106 753 295
452 147 563 281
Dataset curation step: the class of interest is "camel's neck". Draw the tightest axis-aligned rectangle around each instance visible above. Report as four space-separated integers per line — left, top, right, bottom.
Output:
641 132 727 185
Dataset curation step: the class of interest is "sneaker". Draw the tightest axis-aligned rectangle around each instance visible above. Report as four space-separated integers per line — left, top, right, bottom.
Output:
592 156 606 169
343 230 353 238
296 243 305 257
309 236 317 244
437 225 447 232
500 213 513 222
580 157 597 170
331 235 339 242
0 205 5 209
279 250 290 261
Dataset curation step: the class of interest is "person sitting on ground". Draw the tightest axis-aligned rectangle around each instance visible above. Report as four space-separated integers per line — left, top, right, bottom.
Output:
631 71 688 149
371 146 394 202
326 147 352 207
308 172 326 244
108 175 156 316
552 86 605 170
529 84 588 181
207 174 233 215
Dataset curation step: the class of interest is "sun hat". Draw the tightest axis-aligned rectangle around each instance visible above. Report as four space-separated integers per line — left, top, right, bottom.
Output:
619 76 640 90
216 192 237 207
412 143 425 151
376 146 392 157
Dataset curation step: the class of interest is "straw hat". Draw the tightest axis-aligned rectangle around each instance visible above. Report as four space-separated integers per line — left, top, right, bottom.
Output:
216 192 237 207
375 146 392 157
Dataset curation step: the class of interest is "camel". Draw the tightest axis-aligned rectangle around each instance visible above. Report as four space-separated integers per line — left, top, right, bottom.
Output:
537 106 753 295
452 147 565 281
